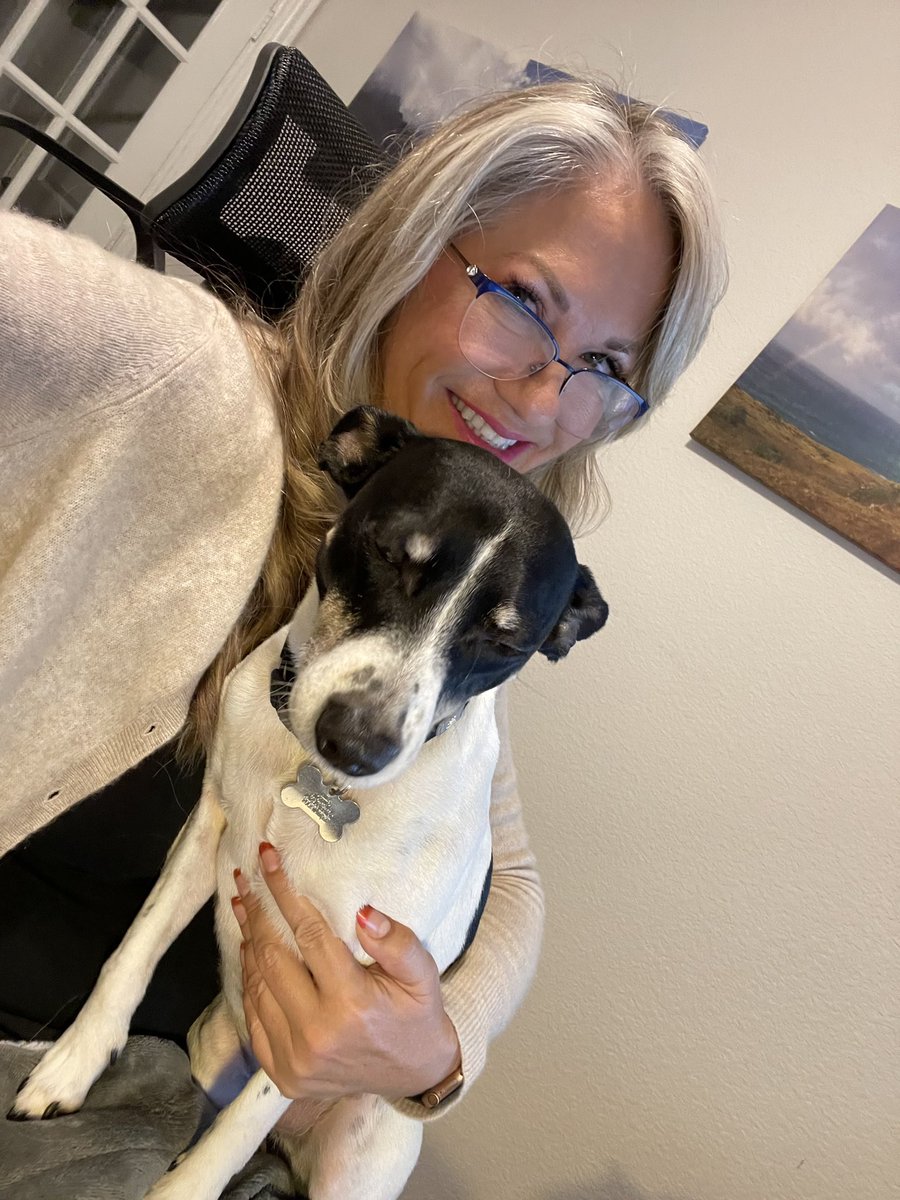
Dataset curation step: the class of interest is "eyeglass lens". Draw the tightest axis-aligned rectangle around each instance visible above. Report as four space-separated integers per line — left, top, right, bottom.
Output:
556 371 641 441
458 290 554 380
458 290 640 441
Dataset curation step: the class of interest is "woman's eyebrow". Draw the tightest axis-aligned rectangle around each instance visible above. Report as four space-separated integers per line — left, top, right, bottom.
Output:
605 336 639 355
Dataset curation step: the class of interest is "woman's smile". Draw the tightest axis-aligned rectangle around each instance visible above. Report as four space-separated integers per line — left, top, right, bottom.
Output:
447 392 532 464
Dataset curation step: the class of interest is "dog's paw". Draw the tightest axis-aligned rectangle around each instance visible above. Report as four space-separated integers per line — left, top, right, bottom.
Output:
7 1025 127 1120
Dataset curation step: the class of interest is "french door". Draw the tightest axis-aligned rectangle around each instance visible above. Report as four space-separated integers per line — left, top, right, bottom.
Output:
0 0 322 252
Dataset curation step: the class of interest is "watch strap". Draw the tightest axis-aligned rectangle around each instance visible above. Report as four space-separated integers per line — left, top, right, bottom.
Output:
417 1064 464 1109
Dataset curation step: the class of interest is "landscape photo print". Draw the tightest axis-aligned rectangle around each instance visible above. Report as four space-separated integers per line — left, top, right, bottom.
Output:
348 11 708 153
692 204 900 573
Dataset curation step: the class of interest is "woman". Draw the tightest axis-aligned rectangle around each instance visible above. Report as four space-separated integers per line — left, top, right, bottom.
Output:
0 78 726 1128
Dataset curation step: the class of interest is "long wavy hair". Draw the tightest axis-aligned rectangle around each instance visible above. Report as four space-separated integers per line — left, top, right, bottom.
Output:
180 77 727 760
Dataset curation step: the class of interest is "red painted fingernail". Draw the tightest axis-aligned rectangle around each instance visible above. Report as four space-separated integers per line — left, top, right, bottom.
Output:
356 904 390 937
233 868 249 897
231 895 247 924
259 842 279 873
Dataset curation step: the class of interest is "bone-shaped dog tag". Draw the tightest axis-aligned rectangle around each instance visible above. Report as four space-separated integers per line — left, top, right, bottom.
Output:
280 762 360 842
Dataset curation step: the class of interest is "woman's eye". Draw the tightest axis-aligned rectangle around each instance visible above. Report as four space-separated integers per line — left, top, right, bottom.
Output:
582 352 625 381
506 282 540 314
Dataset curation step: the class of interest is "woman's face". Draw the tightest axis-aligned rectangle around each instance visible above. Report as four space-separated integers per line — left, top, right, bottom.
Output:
379 179 676 473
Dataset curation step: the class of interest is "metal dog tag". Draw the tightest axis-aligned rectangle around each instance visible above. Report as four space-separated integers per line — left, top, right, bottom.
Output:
280 762 360 842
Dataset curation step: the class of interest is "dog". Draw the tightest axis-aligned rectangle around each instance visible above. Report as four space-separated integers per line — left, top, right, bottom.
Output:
11 407 608 1199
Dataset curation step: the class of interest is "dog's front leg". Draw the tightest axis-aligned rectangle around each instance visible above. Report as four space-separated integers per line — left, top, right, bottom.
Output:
280 1096 423 1200
144 1068 291 1200
11 780 226 1120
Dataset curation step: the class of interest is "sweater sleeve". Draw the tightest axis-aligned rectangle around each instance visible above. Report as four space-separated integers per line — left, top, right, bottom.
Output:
392 683 544 1121
1 210 238 438
0 211 283 848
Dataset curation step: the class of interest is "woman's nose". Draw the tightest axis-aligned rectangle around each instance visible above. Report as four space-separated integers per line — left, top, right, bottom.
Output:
495 363 566 426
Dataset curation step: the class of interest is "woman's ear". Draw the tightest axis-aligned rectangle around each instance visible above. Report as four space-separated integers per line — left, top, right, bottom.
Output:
317 405 421 498
539 565 609 662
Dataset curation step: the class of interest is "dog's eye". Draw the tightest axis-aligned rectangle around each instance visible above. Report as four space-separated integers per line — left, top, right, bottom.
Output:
482 633 527 658
377 542 404 567
375 539 424 597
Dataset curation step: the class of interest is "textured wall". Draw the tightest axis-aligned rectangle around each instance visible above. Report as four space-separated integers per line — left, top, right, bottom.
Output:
299 4 899 1198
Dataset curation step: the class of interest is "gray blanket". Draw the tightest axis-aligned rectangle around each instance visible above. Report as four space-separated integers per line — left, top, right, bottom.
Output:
0 1038 296 1200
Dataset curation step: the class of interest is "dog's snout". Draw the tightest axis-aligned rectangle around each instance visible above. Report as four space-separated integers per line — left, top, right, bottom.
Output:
315 695 402 777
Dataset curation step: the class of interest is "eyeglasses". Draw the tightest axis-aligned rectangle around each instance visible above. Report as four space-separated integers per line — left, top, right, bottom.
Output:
448 244 649 442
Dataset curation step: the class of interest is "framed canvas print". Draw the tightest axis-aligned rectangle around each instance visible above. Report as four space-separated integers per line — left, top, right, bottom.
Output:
349 12 708 154
692 204 900 573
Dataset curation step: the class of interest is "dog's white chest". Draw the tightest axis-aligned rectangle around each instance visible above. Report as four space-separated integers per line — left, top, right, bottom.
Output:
208 628 498 971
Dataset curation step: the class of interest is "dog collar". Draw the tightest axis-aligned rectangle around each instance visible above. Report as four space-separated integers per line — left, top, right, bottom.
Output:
270 642 467 743
270 640 296 728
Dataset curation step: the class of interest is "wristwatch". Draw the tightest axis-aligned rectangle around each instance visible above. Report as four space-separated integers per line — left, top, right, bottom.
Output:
416 1063 464 1109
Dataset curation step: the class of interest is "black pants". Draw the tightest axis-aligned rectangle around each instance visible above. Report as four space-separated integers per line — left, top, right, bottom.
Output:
0 743 219 1046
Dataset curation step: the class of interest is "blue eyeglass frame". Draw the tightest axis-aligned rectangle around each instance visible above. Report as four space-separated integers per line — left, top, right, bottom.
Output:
447 243 650 431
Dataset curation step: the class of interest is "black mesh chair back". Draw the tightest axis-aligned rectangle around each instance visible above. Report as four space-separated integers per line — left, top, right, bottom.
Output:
0 45 388 318
145 44 389 316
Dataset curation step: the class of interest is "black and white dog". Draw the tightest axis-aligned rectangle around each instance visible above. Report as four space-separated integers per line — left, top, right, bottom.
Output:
12 407 608 1199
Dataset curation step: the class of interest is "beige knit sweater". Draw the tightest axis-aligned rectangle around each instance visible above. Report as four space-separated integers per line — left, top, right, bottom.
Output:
0 212 543 1115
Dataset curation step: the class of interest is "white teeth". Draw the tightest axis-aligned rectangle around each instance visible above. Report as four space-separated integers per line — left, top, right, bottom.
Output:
451 395 518 450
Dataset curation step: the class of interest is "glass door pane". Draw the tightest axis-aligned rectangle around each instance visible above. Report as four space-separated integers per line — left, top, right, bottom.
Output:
74 20 179 151
15 128 110 225
12 0 122 103
0 75 53 188
0 2 30 45
146 0 223 51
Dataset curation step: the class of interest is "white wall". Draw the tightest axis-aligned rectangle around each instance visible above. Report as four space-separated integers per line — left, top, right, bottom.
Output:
299 5 899 1199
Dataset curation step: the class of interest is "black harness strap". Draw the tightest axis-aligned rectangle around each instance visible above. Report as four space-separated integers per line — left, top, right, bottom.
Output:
453 856 493 967
269 641 296 723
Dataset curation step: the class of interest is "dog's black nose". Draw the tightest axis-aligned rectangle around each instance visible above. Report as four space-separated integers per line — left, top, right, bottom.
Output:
315 698 401 776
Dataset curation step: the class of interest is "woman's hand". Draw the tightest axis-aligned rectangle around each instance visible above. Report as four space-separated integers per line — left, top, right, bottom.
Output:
231 843 461 1102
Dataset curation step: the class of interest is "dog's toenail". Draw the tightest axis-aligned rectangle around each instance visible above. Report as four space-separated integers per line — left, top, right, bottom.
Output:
42 1102 62 1119
14 1078 26 1095
109 1049 119 1067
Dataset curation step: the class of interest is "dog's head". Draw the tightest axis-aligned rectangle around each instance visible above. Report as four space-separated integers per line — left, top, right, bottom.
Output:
283 406 608 785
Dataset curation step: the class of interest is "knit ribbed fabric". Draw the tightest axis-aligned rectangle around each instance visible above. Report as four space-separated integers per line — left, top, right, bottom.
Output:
0 211 283 850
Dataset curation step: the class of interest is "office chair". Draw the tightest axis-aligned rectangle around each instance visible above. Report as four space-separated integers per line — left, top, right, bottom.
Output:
0 44 388 317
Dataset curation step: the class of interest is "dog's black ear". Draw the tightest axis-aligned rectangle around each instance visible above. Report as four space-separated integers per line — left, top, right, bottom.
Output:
540 564 609 662
317 406 421 498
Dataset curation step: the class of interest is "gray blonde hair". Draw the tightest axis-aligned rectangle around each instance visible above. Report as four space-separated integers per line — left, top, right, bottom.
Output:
182 76 726 758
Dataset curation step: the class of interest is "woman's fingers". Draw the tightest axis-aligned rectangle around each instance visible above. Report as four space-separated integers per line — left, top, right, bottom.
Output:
356 904 443 998
232 871 318 1015
239 928 290 1039
239 936 288 1083
255 843 362 996
235 887 318 1093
